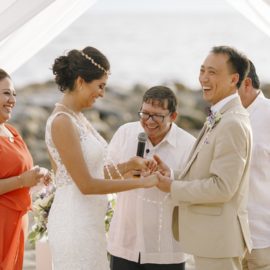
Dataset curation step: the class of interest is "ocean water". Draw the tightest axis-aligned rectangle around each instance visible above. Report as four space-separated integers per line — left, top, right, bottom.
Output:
12 9 270 90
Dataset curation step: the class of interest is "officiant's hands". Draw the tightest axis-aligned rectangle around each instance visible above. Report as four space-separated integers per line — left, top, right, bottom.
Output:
129 156 157 171
125 156 157 177
126 155 171 180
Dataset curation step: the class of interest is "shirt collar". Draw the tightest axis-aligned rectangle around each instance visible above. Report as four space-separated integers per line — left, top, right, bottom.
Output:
163 123 178 147
246 90 265 114
147 123 177 148
211 93 238 114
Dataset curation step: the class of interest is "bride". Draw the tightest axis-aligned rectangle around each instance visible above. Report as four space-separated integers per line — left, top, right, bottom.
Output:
45 46 158 270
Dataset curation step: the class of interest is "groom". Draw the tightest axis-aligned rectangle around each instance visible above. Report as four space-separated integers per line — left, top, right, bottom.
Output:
156 46 252 270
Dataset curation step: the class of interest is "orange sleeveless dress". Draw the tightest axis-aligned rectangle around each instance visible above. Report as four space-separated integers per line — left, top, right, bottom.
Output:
0 124 33 270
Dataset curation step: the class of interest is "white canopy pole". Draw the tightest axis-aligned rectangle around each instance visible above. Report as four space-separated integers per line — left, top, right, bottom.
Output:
0 0 97 73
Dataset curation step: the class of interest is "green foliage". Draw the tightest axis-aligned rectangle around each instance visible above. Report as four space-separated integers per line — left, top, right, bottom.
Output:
28 185 55 247
105 196 116 232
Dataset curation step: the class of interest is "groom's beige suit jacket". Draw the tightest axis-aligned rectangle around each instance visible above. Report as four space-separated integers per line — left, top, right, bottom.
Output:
171 97 252 258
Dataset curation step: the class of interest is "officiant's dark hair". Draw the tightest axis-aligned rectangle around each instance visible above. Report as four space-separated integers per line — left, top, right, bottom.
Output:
52 46 110 92
211 46 249 89
142 86 177 113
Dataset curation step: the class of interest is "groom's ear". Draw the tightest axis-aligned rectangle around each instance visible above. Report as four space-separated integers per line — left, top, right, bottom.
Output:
231 73 239 87
170 112 178 122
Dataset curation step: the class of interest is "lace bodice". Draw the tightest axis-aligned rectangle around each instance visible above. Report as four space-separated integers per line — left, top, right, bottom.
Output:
45 111 107 187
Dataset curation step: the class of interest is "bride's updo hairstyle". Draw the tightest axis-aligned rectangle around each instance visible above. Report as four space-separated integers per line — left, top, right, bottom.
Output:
52 46 110 92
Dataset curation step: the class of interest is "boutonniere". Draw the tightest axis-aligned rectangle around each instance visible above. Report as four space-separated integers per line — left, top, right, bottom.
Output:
206 111 222 129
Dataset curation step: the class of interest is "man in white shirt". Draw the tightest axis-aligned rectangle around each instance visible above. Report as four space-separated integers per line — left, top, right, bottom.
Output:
107 86 195 270
238 60 270 270
156 46 252 270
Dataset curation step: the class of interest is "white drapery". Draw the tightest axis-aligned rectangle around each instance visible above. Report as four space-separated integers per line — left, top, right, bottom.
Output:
1 0 270 76
226 0 270 37
0 0 97 74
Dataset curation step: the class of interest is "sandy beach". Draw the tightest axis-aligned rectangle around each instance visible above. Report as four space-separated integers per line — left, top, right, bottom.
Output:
23 246 196 270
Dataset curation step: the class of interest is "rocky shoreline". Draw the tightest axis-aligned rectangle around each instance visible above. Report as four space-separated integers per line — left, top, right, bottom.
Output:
11 80 270 169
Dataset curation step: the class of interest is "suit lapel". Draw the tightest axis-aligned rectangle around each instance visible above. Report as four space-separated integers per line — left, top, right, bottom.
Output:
177 123 209 179
188 123 208 158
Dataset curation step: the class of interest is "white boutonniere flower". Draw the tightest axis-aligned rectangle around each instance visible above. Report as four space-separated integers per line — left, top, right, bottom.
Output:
206 111 222 129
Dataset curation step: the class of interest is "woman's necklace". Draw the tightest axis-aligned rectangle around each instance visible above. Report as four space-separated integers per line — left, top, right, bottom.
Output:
55 103 83 122
0 124 14 143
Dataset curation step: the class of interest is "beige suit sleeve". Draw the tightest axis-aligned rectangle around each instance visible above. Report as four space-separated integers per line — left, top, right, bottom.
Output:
172 170 181 179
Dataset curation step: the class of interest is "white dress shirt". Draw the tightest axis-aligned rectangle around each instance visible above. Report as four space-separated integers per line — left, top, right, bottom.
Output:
211 93 239 113
107 121 195 264
246 91 270 249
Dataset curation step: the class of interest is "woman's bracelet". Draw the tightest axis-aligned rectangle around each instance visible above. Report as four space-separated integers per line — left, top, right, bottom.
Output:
17 175 24 188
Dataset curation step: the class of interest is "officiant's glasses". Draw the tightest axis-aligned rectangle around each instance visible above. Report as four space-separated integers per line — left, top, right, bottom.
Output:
138 111 170 123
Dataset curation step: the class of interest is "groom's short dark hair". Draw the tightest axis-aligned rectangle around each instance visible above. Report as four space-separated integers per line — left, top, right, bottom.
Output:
211 45 249 89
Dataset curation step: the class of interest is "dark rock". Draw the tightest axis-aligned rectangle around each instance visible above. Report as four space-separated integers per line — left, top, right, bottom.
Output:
10 80 211 169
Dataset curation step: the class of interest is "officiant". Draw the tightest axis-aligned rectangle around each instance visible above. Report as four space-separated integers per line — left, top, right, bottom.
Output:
107 85 195 270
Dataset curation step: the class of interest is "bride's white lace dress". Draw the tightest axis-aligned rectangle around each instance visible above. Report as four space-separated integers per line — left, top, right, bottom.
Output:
45 111 109 270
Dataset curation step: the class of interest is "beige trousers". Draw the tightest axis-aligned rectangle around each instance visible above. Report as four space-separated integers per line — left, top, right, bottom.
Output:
194 256 242 270
242 247 270 270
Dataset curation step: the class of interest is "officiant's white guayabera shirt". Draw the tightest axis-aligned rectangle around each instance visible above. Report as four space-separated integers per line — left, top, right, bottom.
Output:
246 91 270 249
107 121 195 264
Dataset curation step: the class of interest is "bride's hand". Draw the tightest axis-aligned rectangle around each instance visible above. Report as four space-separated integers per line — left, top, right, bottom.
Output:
140 174 158 188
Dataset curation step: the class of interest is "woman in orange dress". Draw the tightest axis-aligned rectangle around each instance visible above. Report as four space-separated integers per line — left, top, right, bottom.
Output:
0 69 47 270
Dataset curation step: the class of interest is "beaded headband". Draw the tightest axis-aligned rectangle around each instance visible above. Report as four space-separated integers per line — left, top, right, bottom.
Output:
80 51 110 75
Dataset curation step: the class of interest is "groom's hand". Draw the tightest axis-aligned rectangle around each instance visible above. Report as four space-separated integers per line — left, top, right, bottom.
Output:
155 172 172 193
153 155 171 177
